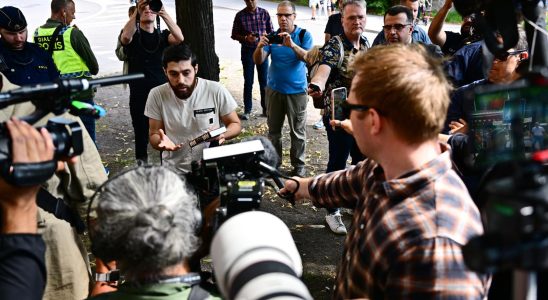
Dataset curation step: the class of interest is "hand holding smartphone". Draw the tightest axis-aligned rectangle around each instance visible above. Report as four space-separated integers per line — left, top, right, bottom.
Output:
331 87 347 130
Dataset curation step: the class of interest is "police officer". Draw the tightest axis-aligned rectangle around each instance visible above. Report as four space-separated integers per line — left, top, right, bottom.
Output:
0 6 59 85
35 0 99 142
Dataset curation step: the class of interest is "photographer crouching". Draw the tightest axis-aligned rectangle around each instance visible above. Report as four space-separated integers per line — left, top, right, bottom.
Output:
88 166 220 299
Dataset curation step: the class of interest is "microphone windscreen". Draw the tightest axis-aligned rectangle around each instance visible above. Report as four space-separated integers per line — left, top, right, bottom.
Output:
242 136 279 168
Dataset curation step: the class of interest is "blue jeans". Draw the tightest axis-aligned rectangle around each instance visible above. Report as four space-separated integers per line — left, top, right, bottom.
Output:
323 115 365 214
242 46 268 114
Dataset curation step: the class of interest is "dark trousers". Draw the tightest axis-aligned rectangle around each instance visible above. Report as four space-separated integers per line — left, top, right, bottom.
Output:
242 46 268 114
129 89 150 161
323 115 365 214
79 98 96 144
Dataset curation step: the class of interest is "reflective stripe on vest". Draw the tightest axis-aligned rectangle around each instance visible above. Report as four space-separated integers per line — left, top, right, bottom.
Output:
34 26 91 78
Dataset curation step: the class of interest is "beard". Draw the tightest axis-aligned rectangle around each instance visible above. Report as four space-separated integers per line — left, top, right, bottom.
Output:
171 78 197 99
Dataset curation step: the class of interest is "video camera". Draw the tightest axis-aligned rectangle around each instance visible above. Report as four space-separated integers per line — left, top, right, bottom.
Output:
0 73 144 186
453 0 548 297
187 137 293 230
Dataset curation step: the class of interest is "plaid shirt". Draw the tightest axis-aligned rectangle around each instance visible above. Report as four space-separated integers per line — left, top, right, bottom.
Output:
309 146 491 299
231 7 273 49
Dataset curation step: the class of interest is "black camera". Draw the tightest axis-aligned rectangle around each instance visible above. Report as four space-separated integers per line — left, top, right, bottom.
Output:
266 32 283 45
147 0 162 12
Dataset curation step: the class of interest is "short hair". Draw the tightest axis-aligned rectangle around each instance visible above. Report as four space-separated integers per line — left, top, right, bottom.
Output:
351 44 452 143
92 166 201 280
341 0 367 17
162 43 197 68
278 1 296 13
128 6 136 16
51 0 73 13
385 5 413 24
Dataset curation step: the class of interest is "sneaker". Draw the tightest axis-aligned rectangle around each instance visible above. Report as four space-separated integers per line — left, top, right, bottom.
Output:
325 212 347 235
313 118 324 130
240 113 250 120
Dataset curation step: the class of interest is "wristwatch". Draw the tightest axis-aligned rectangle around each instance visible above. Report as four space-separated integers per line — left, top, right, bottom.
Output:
95 269 121 282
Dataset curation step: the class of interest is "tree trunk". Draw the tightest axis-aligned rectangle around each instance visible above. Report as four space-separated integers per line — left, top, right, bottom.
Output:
176 0 220 81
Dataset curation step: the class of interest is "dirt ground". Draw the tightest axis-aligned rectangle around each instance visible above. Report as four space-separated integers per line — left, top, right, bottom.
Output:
95 60 351 299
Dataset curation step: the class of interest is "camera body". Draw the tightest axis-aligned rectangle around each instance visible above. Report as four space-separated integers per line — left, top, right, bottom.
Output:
188 140 268 228
266 32 283 45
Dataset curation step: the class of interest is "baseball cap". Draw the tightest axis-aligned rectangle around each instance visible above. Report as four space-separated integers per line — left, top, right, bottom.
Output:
0 6 27 32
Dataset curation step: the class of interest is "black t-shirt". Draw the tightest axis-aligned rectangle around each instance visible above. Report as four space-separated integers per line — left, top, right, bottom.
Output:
324 13 343 38
442 31 465 56
0 234 46 300
125 29 171 90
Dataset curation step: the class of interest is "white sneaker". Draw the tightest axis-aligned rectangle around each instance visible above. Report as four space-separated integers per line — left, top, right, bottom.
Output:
325 212 347 235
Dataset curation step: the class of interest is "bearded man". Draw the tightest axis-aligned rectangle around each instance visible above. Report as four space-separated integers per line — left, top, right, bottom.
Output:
144 43 241 174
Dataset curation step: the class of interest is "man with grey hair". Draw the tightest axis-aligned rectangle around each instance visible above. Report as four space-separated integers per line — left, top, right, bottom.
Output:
89 166 219 299
308 0 368 235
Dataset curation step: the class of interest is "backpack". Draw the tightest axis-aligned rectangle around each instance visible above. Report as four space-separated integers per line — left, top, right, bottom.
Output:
304 35 344 108
304 35 344 84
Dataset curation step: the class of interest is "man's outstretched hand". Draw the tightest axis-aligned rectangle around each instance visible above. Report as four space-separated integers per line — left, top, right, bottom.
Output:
157 129 183 151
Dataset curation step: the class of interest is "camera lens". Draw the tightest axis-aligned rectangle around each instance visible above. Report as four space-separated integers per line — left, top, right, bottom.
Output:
148 0 162 12
211 211 312 300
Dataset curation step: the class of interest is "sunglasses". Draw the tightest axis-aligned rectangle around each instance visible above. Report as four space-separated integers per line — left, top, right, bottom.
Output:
341 101 372 116
276 13 295 18
382 23 412 32
495 49 527 61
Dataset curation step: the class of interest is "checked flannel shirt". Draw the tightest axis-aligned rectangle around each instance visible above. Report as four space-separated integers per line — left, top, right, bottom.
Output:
231 7 273 49
309 146 491 299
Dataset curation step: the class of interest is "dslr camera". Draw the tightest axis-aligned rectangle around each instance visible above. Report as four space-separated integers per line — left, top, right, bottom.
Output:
266 32 283 45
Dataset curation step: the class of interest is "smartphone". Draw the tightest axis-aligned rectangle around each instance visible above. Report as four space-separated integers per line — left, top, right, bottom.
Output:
308 83 321 93
331 87 347 122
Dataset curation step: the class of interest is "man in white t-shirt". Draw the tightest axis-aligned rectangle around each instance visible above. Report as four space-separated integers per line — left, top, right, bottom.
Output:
145 44 241 173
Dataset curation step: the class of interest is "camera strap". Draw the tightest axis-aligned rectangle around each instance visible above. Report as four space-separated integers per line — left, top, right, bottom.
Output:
47 25 64 56
36 188 86 234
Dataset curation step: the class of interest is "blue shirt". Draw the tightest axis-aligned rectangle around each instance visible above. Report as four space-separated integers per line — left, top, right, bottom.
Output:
264 26 313 94
372 25 432 46
0 40 59 85
445 41 485 88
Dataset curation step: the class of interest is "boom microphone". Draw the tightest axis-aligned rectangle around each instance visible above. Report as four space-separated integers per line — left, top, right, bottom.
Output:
242 136 285 189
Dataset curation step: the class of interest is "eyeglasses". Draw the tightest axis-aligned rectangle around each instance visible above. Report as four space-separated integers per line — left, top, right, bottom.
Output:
494 49 527 61
341 101 372 116
276 13 295 18
382 23 412 32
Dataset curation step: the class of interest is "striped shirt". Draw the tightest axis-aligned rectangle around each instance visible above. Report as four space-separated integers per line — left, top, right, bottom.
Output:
231 7 273 49
309 146 491 299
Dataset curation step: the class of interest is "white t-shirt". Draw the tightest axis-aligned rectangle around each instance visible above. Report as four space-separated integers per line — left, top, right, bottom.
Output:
144 79 238 173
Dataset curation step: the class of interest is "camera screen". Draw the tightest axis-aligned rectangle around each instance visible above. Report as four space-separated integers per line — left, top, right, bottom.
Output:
469 83 548 167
